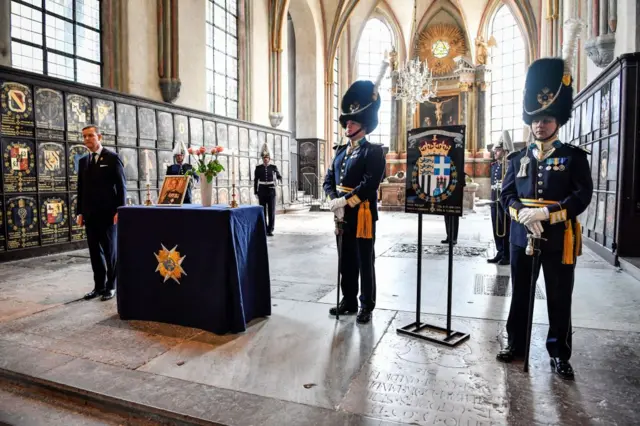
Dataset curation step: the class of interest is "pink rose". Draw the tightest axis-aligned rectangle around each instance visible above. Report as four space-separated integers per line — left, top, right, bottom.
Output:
199 146 206 155
216 146 224 153
210 147 217 155
187 147 194 154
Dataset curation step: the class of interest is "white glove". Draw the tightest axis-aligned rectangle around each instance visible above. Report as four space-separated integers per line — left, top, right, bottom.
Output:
526 221 544 238
329 197 347 212
334 207 345 220
518 207 549 225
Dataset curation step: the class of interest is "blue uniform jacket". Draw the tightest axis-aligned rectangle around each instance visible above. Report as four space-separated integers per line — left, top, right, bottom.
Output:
323 138 386 221
500 142 593 251
490 161 504 202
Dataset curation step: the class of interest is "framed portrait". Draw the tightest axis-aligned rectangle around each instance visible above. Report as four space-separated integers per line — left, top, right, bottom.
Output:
157 175 190 206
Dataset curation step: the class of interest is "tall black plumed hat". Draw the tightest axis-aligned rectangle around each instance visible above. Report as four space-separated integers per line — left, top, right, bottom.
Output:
522 58 573 126
522 19 583 127
339 80 381 134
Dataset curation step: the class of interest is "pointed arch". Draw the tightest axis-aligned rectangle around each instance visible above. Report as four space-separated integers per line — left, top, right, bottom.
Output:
478 0 537 64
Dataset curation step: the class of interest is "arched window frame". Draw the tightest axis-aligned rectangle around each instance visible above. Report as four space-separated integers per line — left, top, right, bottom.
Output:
10 0 102 86
487 4 529 145
206 0 239 119
354 17 395 147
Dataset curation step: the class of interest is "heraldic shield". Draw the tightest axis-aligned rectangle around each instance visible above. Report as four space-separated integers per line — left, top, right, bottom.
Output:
405 126 465 216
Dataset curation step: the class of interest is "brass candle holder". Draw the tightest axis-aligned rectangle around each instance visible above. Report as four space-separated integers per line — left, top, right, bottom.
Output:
144 183 153 206
230 183 238 208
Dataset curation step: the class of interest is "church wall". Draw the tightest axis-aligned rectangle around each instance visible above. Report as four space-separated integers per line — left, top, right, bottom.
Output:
125 0 162 103
249 0 271 127
175 0 207 111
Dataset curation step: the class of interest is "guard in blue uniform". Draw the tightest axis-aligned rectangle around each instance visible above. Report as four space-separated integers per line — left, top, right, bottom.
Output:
497 55 593 380
166 142 197 203
488 136 511 265
254 148 282 236
323 80 386 324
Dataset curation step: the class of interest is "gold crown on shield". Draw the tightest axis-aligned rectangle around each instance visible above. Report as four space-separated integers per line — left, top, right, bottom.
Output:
419 135 451 157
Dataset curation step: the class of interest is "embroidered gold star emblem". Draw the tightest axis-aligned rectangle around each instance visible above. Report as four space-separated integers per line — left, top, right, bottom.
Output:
154 244 186 284
537 87 554 107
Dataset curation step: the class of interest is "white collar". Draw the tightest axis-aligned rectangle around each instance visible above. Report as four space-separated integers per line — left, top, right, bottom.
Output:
92 146 103 158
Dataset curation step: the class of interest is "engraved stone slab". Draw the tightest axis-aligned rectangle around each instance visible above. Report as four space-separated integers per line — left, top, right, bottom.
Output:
216 123 228 147
275 135 281 159
67 144 89 191
37 142 67 192
240 156 250 182
116 103 137 141
39 194 70 245
267 133 274 158
257 132 266 157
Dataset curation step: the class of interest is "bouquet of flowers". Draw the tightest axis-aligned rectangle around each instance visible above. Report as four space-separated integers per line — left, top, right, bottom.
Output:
186 146 225 183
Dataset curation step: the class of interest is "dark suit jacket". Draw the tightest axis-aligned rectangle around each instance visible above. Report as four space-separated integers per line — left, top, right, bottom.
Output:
77 148 126 224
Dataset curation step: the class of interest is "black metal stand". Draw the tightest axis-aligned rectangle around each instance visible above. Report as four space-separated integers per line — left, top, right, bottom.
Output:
397 213 470 347
523 237 540 372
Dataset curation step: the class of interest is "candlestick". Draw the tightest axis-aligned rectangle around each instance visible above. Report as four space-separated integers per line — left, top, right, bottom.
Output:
230 183 238 208
144 183 152 206
231 151 236 184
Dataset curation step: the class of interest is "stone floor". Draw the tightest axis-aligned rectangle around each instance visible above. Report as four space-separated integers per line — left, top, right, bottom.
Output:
1 206 639 425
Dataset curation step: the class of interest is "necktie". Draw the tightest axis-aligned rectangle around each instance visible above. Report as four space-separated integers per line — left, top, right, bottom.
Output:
92 152 98 163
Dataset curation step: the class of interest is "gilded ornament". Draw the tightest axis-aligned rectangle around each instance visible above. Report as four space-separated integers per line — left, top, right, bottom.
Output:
418 24 466 76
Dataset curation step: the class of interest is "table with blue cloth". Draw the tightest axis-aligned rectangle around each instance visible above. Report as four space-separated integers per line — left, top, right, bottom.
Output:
116 204 271 334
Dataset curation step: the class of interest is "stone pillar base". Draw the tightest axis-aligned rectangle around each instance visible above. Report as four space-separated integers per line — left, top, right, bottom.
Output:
464 182 480 211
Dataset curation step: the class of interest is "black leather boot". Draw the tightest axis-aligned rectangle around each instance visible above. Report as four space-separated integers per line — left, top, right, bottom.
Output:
329 301 358 316
356 308 372 324
496 345 522 363
550 358 575 380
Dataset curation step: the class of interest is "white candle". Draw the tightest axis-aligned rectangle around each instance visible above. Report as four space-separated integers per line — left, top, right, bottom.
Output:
231 151 236 183
144 149 150 185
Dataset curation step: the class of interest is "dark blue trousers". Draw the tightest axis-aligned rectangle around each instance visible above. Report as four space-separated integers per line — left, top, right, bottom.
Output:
507 246 575 360
86 219 118 292
337 218 376 311
490 202 511 260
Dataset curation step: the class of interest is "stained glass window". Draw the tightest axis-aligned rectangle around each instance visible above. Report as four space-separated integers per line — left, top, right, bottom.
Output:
356 18 393 146
488 5 527 144
10 0 102 86
206 0 238 119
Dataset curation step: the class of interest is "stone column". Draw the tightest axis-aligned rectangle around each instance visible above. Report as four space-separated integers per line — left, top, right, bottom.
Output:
268 0 287 128
0 0 10 67
473 66 492 200
586 0 617 68
157 0 181 102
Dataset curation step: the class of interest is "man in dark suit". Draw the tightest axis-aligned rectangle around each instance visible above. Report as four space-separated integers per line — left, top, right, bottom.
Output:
76 124 126 301
166 141 196 203
254 149 282 236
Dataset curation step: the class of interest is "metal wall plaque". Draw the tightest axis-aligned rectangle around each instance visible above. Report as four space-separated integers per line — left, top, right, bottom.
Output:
6 195 39 249
117 147 139 181
275 135 281 159
174 114 188 144
40 194 70 245
116 103 137 138
0 198 4 251
157 111 173 148
138 107 157 140
2 138 37 192
93 98 116 135
249 129 258 154
67 144 89 191
139 148 157 185
258 131 266 157
1 81 34 137
65 94 91 141
37 142 67 192
69 194 85 241
216 123 228 147
35 87 64 140
189 117 203 145
204 120 215 146
267 133 274 158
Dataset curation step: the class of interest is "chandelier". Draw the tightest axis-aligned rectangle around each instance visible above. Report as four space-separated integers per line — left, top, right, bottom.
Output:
389 0 437 113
